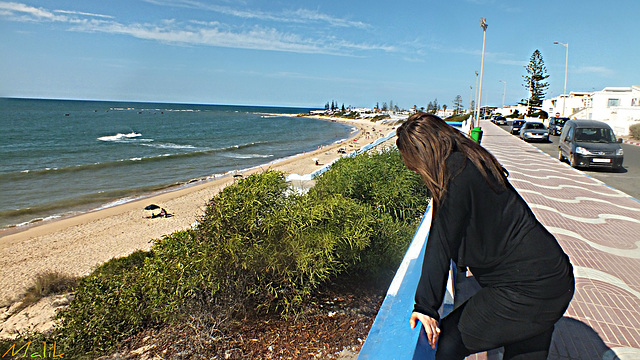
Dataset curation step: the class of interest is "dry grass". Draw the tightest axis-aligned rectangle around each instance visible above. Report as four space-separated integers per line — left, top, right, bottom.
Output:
15 271 80 311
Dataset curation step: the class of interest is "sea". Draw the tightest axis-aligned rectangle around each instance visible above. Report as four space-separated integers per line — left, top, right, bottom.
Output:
0 98 354 230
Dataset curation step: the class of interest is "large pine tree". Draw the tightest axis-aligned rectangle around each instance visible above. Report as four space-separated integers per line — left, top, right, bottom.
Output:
522 49 550 112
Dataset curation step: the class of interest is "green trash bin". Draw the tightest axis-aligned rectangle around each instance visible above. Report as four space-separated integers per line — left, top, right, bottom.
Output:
470 126 483 144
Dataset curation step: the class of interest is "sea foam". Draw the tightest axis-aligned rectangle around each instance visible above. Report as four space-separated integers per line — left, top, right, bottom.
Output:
97 132 142 142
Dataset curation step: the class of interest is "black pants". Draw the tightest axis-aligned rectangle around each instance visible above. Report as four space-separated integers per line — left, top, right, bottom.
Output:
434 225 574 359
436 300 556 360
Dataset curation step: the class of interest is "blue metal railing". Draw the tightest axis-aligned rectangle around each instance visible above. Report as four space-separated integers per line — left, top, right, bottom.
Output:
358 202 455 359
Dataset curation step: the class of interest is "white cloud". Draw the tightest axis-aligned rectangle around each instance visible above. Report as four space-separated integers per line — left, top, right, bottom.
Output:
141 0 369 28
572 65 615 77
69 18 387 55
0 1 65 21
1 2 389 56
53 9 114 19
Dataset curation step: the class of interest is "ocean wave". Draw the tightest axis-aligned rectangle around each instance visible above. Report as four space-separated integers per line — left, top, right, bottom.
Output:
224 154 274 159
1 140 274 181
97 132 142 142
109 107 202 113
98 132 199 150
254 112 298 118
141 142 196 150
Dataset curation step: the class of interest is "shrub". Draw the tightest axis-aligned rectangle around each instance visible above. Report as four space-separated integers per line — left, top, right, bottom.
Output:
444 113 470 122
630 123 640 140
529 110 548 119
371 114 390 121
310 148 429 275
58 251 152 357
191 171 379 313
53 150 429 357
311 148 429 224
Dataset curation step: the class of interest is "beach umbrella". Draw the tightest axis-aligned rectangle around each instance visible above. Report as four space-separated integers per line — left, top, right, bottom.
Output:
144 204 160 210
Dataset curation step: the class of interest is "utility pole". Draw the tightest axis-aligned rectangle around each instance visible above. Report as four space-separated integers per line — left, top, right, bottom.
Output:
499 80 506 108
554 41 569 117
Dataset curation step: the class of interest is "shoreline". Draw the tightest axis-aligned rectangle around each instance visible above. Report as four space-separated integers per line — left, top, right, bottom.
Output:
0 113 354 233
0 115 398 304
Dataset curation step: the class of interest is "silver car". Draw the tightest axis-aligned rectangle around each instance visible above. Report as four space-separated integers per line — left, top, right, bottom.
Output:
519 121 549 142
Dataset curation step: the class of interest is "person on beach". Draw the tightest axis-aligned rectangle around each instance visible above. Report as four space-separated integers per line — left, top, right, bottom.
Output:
396 113 574 359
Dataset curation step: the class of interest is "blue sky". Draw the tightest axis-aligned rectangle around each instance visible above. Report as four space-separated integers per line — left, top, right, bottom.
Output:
1 0 638 109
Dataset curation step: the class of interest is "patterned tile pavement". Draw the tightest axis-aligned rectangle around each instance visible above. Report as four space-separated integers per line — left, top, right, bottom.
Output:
466 120 640 360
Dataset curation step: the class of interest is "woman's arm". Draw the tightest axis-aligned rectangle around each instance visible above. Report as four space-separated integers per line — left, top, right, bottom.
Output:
413 167 472 320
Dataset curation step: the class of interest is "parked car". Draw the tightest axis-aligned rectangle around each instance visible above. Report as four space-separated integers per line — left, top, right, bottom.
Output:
510 120 525 134
548 117 569 136
519 121 549 142
492 116 507 125
558 119 624 170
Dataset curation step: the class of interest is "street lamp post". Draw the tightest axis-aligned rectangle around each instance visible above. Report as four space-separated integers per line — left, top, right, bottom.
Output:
469 85 473 113
499 80 507 108
554 41 569 117
474 18 487 129
474 71 479 115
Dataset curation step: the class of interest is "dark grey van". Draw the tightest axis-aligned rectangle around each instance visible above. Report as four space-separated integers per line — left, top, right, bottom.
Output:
548 117 569 136
558 119 624 170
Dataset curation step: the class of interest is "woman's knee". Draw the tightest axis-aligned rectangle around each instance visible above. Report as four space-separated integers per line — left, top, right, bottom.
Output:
502 326 554 360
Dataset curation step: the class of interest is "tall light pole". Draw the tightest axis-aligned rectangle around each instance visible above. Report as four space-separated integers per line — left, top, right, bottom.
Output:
474 71 479 115
554 41 569 117
499 80 507 108
469 85 473 113
474 18 488 128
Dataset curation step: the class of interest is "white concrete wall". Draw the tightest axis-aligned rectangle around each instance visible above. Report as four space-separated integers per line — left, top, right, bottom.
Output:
541 86 640 136
584 87 640 136
542 92 590 118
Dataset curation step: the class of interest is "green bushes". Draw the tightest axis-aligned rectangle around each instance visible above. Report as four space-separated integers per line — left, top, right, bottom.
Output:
310 148 429 274
444 113 470 122
59 251 152 357
630 123 640 140
529 110 548 119
311 148 429 224
53 148 428 357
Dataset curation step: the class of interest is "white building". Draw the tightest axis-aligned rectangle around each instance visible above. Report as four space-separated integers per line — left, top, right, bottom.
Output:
541 92 591 118
494 104 528 117
542 86 640 136
437 108 455 118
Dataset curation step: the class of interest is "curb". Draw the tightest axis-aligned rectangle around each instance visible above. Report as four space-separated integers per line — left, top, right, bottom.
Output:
623 139 640 146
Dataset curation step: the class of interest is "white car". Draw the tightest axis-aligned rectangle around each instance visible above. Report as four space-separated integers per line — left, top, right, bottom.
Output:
519 121 549 142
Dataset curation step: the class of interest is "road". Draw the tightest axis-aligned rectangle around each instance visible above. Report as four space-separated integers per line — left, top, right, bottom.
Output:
492 123 640 200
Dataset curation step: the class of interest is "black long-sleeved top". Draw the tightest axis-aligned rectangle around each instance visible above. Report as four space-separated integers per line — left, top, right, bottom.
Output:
413 151 566 320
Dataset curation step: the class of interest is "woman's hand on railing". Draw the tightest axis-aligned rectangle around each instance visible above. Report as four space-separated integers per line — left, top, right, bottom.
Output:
410 311 440 349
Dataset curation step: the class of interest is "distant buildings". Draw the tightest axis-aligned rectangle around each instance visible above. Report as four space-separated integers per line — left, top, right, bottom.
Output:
542 85 640 136
491 86 640 136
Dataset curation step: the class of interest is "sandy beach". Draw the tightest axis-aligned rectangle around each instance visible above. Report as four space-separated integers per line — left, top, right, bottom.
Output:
0 116 397 304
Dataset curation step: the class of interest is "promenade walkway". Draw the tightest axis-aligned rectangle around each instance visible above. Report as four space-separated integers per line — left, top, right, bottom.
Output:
359 119 640 360
471 120 640 359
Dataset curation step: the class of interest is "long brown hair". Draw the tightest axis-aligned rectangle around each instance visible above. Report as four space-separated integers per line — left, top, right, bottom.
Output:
396 113 508 212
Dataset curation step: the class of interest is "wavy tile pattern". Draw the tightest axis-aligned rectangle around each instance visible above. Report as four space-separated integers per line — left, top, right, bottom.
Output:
466 122 640 360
